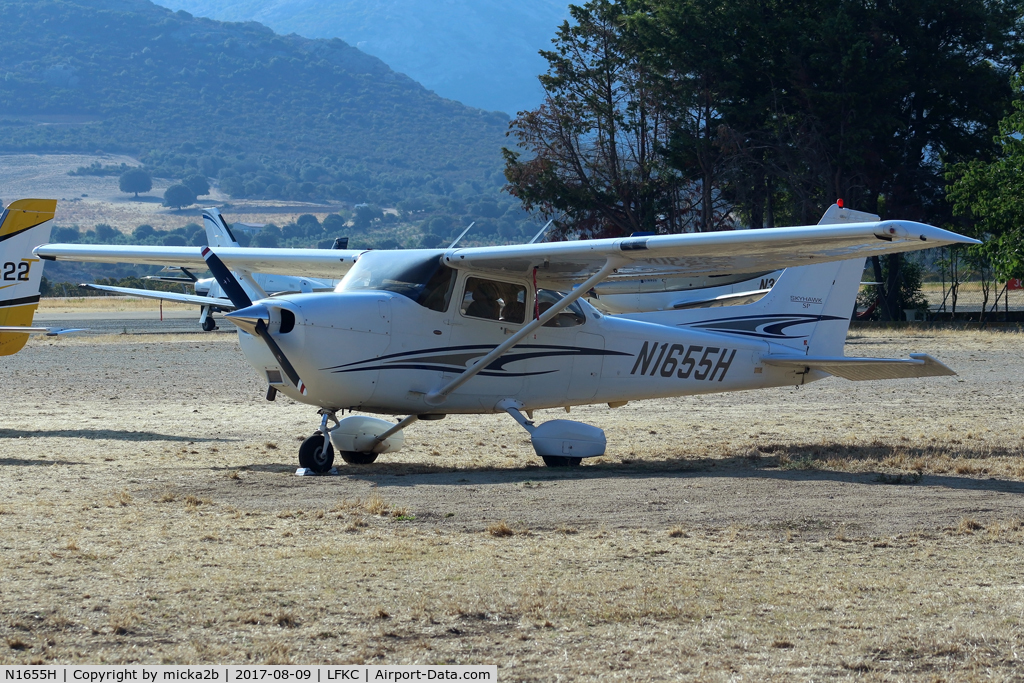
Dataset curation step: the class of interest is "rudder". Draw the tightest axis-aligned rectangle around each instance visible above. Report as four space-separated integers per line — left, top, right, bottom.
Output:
203 207 240 248
0 199 57 356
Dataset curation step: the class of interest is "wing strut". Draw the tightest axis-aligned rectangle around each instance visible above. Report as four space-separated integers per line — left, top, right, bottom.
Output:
424 258 622 406
448 222 476 249
527 219 555 244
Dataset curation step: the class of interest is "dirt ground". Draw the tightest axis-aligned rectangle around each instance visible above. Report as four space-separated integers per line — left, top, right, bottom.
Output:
1 319 1024 678
0 154 347 233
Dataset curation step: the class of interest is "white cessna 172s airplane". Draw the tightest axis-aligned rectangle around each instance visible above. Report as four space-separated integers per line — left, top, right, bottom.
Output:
32 200 978 471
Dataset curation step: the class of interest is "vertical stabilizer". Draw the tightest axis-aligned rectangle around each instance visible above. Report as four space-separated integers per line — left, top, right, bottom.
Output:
625 203 874 354
203 208 241 248
0 199 57 356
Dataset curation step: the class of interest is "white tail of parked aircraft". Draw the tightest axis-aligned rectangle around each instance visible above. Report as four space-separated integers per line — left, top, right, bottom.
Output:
0 199 59 355
203 207 241 248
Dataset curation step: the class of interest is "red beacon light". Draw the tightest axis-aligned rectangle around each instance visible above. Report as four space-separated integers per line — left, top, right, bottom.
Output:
837 198 844 208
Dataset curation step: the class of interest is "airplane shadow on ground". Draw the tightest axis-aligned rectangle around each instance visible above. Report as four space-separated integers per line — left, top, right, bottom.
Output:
329 441 1024 497
0 428 227 443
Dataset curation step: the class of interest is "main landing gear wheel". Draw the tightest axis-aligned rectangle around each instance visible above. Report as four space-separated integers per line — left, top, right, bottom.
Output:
298 433 335 473
541 456 582 468
201 317 217 332
340 451 379 465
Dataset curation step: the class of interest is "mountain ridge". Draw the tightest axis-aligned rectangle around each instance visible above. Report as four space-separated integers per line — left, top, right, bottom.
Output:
0 0 510 205
149 0 569 115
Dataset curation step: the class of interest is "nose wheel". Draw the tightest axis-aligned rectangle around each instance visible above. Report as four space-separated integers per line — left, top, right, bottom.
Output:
298 433 335 473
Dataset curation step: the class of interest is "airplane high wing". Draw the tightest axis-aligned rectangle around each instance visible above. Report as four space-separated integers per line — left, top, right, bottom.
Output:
35 220 974 288
441 220 970 288
34 245 361 281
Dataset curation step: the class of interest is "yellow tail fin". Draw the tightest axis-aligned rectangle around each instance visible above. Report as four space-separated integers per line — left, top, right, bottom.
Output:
0 199 57 356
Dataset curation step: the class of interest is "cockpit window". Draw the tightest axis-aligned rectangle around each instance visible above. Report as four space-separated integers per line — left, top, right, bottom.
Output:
339 251 456 312
537 289 586 327
460 277 526 324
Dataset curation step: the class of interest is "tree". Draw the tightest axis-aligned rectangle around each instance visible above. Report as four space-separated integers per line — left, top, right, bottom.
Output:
163 184 196 209
252 225 281 248
857 257 930 320
94 223 118 242
119 168 152 198
296 213 322 236
183 174 210 197
507 0 1023 245
133 224 154 240
947 71 1024 284
503 1 698 239
322 213 347 234
419 234 443 249
352 205 383 230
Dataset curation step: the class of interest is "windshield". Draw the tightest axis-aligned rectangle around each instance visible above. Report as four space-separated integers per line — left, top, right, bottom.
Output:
338 250 456 312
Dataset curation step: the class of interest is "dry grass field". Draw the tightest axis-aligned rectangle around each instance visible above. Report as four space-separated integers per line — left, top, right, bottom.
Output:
0 154 349 233
2 318 1024 679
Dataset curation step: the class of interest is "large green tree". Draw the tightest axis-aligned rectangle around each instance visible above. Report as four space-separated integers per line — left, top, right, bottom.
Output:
119 168 152 198
163 184 196 210
947 72 1024 282
503 0 699 239
506 0 1023 318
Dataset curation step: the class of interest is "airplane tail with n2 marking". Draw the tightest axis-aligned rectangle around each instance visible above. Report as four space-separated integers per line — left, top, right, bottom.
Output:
0 199 57 356
203 207 241 248
625 203 877 356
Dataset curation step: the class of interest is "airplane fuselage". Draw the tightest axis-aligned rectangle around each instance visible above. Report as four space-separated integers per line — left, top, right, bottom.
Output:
237 289 817 415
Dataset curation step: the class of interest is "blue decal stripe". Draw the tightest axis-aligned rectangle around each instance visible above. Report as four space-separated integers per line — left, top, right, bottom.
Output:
332 363 557 378
323 345 630 372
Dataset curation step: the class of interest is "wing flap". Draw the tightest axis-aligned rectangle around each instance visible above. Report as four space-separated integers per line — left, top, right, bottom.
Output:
763 353 956 381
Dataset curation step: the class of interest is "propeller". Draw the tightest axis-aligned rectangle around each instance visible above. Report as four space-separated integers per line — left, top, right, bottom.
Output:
202 247 307 395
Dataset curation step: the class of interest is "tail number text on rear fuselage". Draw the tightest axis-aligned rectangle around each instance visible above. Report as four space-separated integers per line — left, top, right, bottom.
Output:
630 341 736 381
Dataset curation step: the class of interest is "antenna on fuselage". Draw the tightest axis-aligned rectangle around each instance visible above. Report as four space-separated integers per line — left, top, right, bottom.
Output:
527 219 555 244
448 222 476 249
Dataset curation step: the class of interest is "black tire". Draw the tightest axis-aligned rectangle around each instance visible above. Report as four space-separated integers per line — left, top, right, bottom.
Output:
201 317 217 332
298 433 335 473
541 456 582 468
340 451 379 465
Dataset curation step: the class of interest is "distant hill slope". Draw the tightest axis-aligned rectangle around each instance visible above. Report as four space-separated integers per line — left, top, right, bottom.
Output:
0 0 510 204
149 0 569 115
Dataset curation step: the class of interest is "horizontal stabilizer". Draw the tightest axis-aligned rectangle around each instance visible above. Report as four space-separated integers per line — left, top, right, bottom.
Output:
672 288 771 310
0 326 86 336
83 284 236 310
762 353 956 381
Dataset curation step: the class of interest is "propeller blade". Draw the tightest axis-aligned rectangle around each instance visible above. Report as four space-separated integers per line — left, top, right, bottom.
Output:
207 253 306 396
254 318 307 395
201 246 252 309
